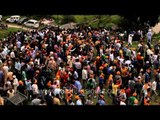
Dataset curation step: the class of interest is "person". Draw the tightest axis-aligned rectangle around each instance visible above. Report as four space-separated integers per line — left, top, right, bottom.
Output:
133 99 139 105
134 76 143 99
85 94 94 105
53 85 62 98
32 79 39 96
25 79 33 101
75 95 83 105
120 100 126 105
31 94 41 105
68 99 75 105
144 69 151 83
82 66 88 89
39 99 47 106
0 69 4 88
53 94 61 105
147 29 153 47
0 96 4 105
44 90 53 106
97 94 106 105
7 88 15 98
74 79 82 94
12 75 19 93
17 81 25 94
128 34 133 46
151 80 158 101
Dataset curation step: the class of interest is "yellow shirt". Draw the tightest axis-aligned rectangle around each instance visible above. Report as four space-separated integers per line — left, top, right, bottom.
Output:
119 50 123 56
112 84 119 95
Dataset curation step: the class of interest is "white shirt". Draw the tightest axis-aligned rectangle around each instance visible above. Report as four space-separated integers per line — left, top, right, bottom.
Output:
153 55 158 61
1 50 7 59
152 81 157 91
31 98 41 105
142 85 150 97
100 49 103 56
147 49 153 56
128 34 133 43
125 60 131 65
110 53 114 61
32 84 39 94
132 50 136 58
10 51 15 58
82 69 88 80
15 62 21 71
54 88 61 96
74 62 81 69
13 78 19 87
120 101 126 105
76 100 83 105
74 71 79 80
117 56 124 64
21 46 26 52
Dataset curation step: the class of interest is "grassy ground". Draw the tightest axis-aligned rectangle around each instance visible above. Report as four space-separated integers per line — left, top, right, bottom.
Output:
0 27 23 39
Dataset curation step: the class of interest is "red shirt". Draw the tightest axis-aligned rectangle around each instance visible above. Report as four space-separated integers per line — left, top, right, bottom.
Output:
137 55 142 61
125 88 131 97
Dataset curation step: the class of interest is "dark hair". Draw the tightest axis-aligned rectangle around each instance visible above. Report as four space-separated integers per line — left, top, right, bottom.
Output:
55 94 60 98
68 99 73 104
40 99 45 104
96 102 100 106
68 93 71 97
32 94 38 99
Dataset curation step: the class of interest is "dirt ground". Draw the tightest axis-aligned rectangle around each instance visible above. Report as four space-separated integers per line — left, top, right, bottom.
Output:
152 22 160 34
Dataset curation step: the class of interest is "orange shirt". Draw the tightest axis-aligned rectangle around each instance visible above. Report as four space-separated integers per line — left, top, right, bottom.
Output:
121 67 127 77
108 74 113 85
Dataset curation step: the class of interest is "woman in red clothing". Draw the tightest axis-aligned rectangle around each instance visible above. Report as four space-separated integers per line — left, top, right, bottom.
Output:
136 52 144 74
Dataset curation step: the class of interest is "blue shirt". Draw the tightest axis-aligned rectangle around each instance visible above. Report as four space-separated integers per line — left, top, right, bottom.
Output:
0 71 3 81
25 80 32 91
74 80 82 93
98 99 106 105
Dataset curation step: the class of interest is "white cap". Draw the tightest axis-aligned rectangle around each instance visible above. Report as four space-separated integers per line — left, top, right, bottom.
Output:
50 57 54 60
13 75 16 78
146 61 149 64
50 51 54 55
138 76 141 79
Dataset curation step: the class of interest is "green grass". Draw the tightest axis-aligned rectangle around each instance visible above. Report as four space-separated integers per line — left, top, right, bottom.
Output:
0 27 23 39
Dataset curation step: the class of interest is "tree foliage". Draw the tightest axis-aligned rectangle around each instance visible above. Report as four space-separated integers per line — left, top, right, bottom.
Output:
61 15 76 24
50 15 160 31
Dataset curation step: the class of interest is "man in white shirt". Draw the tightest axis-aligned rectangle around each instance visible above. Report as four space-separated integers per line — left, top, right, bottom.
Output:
32 80 39 95
10 50 15 59
151 80 158 96
13 75 19 93
128 34 133 46
120 100 126 105
82 67 88 89
75 95 83 105
54 85 61 97
109 51 114 62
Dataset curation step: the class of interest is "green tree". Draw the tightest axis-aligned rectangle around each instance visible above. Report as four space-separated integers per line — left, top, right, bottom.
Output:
61 15 76 24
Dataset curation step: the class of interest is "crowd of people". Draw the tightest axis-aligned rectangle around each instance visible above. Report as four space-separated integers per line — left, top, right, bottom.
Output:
0 25 159 106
